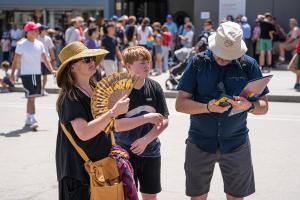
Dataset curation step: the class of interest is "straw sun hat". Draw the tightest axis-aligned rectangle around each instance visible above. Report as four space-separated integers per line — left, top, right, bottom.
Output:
57 41 108 87
208 21 247 60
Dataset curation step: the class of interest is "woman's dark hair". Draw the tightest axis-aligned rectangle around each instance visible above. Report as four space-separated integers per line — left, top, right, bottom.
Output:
56 62 96 112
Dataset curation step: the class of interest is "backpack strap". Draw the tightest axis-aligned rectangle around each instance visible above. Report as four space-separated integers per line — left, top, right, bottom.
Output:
238 55 251 79
192 51 212 71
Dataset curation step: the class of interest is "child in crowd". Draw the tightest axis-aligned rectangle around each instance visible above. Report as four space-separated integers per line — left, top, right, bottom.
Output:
0 61 14 92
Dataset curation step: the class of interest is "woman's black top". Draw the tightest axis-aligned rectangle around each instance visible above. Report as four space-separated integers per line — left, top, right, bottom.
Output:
56 88 111 183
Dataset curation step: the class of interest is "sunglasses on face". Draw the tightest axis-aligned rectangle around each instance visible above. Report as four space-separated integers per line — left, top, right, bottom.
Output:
71 56 96 65
81 56 96 63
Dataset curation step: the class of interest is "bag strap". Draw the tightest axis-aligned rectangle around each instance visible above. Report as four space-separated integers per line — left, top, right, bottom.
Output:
60 122 90 162
60 120 117 162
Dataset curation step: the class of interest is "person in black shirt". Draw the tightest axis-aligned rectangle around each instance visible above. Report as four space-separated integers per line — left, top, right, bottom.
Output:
115 46 169 200
55 41 130 200
258 13 276 73
101 22 124 75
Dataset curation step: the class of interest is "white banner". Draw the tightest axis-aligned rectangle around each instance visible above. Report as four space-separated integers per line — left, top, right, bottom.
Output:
219 0 246 22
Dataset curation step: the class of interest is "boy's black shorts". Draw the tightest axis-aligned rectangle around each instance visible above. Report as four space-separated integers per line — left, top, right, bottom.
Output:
129 153 162 194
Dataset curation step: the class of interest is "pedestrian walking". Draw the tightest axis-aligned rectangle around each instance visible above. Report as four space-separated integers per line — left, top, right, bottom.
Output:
176 21 269 200
38 25 56 95
101 22 124 75
1 32 11 62
10 21 56 129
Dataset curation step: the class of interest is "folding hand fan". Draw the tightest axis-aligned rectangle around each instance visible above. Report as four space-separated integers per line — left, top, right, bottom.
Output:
91 72 139 133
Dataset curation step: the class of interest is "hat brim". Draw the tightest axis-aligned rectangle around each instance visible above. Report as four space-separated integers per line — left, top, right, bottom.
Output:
25 24 41 32
208 33 247 60
56 48 109 87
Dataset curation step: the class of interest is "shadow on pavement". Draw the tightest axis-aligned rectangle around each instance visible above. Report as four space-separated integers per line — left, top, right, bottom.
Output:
0 127 42 137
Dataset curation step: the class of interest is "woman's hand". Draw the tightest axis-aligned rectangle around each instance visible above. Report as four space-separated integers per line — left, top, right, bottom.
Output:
111 95 130 117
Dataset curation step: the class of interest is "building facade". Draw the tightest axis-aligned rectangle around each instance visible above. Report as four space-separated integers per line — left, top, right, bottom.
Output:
0 0 114 32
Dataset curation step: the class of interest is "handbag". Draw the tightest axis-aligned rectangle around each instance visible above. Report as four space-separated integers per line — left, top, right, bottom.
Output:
60 123 125 200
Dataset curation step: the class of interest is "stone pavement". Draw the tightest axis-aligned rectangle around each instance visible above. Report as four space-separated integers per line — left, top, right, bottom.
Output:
12 69 300 102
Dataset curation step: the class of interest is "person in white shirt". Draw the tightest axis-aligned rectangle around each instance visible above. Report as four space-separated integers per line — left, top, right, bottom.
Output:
11 22 56 129
65 18 81 44
179 23 194 48
38 25 56 95
9 24 23 60
137 17 153 48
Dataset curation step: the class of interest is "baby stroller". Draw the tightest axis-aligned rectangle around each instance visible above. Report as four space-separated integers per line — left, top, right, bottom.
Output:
165 47 194 90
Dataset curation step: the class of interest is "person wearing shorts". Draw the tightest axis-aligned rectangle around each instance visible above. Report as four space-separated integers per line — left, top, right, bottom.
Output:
11 22 55 128
115 46 169 200
176 21 269 200
38 25 56 95
258 13 276 73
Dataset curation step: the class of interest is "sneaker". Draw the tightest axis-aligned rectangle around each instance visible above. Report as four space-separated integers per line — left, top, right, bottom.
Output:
31 117 38 124
279 56 285 63
24 117 32 128
29 122 39 130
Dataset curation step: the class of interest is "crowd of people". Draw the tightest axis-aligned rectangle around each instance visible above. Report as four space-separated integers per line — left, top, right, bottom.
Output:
1 12 300 92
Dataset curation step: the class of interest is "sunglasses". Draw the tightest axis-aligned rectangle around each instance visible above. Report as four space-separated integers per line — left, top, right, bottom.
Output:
71 56 96 65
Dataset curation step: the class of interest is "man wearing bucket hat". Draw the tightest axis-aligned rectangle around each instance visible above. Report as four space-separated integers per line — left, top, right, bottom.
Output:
176 21 269 199
11 21 56 129
55 41 131 199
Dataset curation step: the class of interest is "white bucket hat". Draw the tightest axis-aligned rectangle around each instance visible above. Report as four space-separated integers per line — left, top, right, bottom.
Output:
208 21 247 60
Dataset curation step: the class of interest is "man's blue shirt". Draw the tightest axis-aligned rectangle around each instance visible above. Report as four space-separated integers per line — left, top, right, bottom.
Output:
177 50 269 154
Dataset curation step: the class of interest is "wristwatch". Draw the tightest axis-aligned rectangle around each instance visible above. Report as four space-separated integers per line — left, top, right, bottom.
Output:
246 103 255 113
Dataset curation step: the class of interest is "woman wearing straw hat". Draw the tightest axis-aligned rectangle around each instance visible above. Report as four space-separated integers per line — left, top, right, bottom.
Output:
55 41 130 199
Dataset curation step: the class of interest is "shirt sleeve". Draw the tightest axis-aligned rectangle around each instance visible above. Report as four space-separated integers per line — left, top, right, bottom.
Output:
101 37 108 48
15 43 23 55
59 97 89 125
155 83 169 117
41 43 46 54
177 56 198 94
48 37 55 49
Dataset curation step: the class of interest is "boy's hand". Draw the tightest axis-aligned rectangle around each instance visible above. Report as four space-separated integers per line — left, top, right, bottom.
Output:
227 96 252 111
130 137 150 155
144 113 163 125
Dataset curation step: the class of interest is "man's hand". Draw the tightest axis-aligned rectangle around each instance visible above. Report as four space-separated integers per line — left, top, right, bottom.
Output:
227 96 252 111
130 137 150 155
144 113 163 126
207 99 231 113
